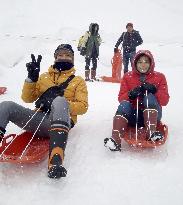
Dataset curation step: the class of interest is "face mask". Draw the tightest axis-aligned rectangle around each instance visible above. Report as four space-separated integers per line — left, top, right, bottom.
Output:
53 61 74 71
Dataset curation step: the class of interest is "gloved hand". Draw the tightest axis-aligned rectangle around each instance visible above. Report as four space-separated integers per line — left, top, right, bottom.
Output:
26 54 42 82
80 47 86 56
35 86 65 112
141 82 157 94
128 86 142 100
114 48 118 53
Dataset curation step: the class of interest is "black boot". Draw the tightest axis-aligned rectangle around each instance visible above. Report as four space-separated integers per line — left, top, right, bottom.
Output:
48 128 68 179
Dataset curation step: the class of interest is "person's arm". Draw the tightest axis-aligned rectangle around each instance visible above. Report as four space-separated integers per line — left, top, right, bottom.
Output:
118 75 130 103
135 31 143 47
21 77 41 103
114 32 124 50
68 77 88 115
155 73 170 106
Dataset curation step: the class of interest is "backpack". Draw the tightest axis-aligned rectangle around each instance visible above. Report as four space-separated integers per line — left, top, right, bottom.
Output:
77 32 89 56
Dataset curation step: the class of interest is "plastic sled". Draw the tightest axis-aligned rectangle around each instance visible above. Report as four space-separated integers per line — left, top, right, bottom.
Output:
0 87 7 95
0 132 49 164
123 122 168 148
101 49 123 83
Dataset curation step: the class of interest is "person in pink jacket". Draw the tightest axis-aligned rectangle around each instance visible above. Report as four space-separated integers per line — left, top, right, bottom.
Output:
104 50 170 151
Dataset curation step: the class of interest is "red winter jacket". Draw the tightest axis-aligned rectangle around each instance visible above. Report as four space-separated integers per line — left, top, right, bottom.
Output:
118 50 170 108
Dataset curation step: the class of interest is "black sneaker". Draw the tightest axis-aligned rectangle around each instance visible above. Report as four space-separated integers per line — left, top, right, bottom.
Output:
104 138 121 151
48 165 67 179
148 131 164 141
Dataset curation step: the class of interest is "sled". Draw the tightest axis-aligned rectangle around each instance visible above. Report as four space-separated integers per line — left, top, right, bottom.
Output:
0 131 49 164
101 49 123 83
123 122 168 148
0 87 7 95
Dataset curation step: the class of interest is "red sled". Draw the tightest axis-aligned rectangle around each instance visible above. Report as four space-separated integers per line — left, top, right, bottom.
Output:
0 132 49 164
101 49 123 83
0 87 7 95
123 122 168 148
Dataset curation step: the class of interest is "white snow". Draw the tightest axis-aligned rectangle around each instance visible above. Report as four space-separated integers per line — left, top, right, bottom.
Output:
0 0 183 204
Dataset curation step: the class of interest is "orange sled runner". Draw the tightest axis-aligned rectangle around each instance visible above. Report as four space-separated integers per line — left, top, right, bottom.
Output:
0 132 49 164
101 49 123 83
123 122 168 148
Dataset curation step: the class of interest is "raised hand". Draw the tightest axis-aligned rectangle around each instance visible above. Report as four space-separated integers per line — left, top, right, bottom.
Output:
26 54 42 82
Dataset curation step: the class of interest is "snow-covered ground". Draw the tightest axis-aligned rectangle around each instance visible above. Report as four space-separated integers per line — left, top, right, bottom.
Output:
0 0 183 204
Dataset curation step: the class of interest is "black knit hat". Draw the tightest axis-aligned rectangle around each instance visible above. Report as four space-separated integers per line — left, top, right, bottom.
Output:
54 44 74 59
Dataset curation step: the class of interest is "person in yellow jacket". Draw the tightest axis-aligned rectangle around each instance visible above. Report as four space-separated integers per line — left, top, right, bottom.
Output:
0 44 88 179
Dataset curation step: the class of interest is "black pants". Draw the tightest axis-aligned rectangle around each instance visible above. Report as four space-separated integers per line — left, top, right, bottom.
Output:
85 57 97 70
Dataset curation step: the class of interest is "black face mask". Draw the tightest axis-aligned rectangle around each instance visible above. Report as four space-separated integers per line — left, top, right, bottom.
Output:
53 61 74 71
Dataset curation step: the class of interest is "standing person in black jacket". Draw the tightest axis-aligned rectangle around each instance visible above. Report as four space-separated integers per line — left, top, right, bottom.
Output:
114 23 143 73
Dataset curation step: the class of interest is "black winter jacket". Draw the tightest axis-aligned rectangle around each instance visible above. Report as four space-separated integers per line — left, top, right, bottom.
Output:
115 30 143 53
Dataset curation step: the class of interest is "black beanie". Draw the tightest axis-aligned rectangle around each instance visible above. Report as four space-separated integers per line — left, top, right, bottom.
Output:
54 44 74 59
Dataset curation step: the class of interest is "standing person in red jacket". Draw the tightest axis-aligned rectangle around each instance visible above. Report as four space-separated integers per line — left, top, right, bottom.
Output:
104 50 170 151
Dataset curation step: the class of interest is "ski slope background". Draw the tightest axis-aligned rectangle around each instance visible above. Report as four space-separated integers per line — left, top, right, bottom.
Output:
0 0 183 204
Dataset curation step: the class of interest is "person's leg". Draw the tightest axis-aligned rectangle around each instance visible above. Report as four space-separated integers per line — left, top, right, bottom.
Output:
91 57 97 80
48 96 71 178
0 101 50 137
85 57 91 81
123 52 130 73
143 93 163 141
104 101 133 151
143 93 162 121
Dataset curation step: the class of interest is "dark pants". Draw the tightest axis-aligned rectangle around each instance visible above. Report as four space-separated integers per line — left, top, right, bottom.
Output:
85 57 97 71
123 51 136 73
116 94 162 127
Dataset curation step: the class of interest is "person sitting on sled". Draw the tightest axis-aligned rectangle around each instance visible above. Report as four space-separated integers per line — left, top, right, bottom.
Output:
0 44 88 178
104 50 169 151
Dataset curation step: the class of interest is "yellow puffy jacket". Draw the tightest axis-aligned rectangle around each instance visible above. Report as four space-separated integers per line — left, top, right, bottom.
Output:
21 66 88 124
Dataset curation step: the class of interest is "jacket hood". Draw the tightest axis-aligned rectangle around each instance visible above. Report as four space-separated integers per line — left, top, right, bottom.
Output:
132 50 155 74
89 23 99 35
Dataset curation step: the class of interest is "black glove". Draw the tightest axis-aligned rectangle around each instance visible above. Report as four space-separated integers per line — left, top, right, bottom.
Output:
35 86 65 112
26 54 42 82
128 86 142 100
80 47 86 56
114 48 118 53
141 82 157 94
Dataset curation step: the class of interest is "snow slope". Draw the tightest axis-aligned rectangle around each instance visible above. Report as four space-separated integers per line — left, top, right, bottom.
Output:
0 0 183 204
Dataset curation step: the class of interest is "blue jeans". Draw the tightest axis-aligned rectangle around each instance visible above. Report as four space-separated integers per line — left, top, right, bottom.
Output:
123 51 136 73
116 94 162 127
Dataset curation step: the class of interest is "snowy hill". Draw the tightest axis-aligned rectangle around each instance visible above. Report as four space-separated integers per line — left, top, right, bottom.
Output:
0 0 183 205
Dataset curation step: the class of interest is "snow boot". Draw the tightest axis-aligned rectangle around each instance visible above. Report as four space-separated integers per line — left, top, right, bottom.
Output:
0 127 6 142
91 69 96 81
85 70 90 81
143 109 163 141
91 69 99 81
48 128 68 179
104 115 128 151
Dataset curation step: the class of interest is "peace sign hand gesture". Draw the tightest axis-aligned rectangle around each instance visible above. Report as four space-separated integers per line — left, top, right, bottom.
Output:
26 54 42 82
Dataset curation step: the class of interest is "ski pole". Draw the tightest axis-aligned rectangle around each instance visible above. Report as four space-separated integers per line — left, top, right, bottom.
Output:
145 91 155 144
19 109 49 160
0 106 43 158
135 97 139 141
